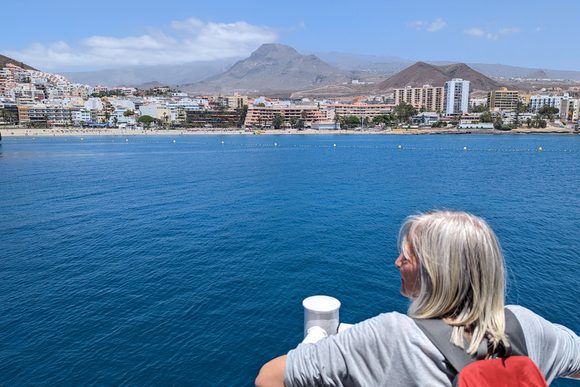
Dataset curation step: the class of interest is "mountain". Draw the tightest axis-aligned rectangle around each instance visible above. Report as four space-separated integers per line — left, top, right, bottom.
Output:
181 44 351 94
0 54 37 71
377 62 502 91
314 52 580 81
62 59 238 87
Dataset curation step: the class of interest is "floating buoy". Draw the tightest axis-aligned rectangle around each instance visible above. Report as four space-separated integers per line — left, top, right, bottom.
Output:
172 139 176 143
80 137 84 141
125 138 129 142
333 143 337 147
274 142 278 147
538 146 543 152
463 146 467 151
397 145 402 149
221 140 225 144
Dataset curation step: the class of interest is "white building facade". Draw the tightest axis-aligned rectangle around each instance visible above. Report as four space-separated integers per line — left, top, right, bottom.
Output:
444 78 470 115
529 95 562 113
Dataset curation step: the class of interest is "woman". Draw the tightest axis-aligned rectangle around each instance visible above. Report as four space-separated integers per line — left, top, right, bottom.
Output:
256 211 579 386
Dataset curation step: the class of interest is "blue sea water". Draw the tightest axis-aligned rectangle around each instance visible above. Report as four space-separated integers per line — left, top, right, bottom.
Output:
0 134 578 386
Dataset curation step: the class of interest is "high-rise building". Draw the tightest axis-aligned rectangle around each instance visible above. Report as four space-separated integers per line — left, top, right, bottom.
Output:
444 78 470 115
393 85 445 112
488 88 519 111
560 98 580 122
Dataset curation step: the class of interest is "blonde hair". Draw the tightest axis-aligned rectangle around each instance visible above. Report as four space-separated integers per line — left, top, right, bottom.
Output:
399 210 508 355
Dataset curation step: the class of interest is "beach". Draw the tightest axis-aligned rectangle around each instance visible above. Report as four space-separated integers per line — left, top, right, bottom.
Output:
1 126 576 137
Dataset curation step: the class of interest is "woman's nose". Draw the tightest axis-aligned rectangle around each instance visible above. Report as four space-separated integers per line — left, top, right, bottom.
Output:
394 255 402 268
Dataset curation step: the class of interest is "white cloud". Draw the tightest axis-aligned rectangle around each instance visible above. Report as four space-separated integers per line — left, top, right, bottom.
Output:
465 27 485 37
427 18 447 32
410 21 425 31
499 27 520 35
464 26 520 40
4 18 278 70
410 18 446 32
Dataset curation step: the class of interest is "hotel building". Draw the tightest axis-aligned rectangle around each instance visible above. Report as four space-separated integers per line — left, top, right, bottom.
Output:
488 88 519 111
244 105 326 128
393 85 445 112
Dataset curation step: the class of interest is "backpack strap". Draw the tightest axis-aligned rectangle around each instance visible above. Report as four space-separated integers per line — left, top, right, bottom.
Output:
413 308 529 377
413 318 473 376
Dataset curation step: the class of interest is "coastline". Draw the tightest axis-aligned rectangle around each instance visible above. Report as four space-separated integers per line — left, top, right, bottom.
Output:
0 126 577 137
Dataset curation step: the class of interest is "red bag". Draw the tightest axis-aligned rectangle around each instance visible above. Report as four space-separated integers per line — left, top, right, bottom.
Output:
414 309 548 387
458 355 547 387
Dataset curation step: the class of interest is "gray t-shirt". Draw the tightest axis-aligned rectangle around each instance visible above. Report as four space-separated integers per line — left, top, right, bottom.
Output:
285 305 579 386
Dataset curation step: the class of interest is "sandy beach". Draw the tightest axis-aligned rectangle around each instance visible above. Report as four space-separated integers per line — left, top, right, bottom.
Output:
0 126 576 137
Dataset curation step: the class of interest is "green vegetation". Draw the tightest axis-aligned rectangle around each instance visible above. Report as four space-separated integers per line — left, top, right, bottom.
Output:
137 115 157 128
372 113 396 126
393 102 417 124
538 105 559 121
272 113 284 129
526 115 547 128
237 105 248 128
479 111 494 123
340 115 361 129
90 90 125 98
471 104 488 113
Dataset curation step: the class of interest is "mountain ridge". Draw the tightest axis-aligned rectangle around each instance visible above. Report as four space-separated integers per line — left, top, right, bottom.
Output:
376 62 502 91
180 43 351 94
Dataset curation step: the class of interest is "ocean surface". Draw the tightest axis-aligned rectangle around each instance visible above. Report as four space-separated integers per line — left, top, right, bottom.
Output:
0 134 578 386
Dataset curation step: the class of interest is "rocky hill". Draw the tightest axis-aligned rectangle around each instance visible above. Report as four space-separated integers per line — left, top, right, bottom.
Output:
377 62 502 91
181 44 351 94
0 54 37 71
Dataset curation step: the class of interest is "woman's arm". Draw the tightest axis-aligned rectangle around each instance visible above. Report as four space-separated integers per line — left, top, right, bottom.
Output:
255 355 287 387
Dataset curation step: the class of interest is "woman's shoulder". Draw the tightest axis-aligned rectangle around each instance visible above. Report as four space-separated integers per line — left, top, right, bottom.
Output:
358 310 418 331
506 305 580 383
346 311 431 347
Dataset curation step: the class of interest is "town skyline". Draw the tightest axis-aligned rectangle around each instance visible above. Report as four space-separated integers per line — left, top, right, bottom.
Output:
2 0 580 72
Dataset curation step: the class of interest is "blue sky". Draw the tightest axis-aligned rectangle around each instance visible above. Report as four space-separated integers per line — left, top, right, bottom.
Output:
2 0 579 71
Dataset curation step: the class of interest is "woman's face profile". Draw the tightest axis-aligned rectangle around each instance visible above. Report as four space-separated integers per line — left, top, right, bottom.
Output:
394 242 421 299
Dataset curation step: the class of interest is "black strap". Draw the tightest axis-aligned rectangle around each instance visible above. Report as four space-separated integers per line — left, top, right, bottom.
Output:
413 308 528 376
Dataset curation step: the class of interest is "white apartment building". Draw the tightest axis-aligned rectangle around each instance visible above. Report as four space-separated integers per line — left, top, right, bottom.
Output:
444 79 470 115
72 109 92 124
529 95 562 113
139 103 171 121
110 108 136 126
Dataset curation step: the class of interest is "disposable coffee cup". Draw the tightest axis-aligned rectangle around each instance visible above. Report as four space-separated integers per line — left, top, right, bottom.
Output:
303 295 341 338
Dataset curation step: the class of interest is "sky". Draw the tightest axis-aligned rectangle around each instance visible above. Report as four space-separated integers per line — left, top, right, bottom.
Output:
2 0 579 72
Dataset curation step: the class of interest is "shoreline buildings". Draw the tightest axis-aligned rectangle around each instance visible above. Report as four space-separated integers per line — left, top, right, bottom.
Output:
1 61 579 129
